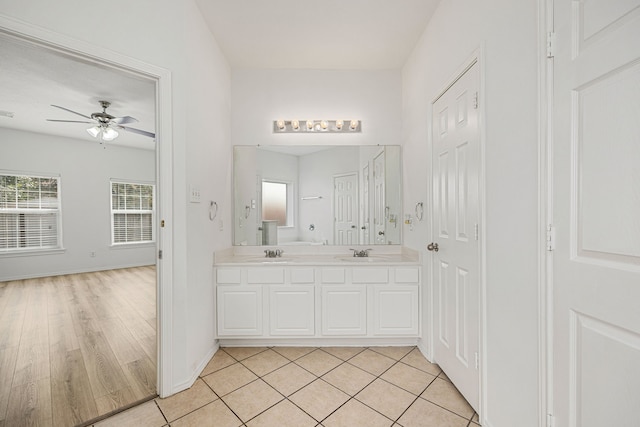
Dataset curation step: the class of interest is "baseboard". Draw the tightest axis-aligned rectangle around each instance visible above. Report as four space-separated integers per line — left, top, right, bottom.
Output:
169 341 219 396
217 337 420 347
0 263 155 281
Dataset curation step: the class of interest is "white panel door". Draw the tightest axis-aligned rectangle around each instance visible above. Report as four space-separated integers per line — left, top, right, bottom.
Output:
334 173 358 245
551 1 640 426
373 151 386 244
361 164 371 244
431 61 480 411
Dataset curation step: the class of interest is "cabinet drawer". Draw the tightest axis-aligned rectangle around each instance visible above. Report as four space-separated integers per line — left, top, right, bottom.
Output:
352 268 389 283
247 268 285 284
395 267 420 283
290 268 315 284
321 268 345 283
216 269 241 284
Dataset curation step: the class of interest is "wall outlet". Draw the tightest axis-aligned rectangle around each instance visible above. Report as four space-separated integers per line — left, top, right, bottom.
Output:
189 185 201 203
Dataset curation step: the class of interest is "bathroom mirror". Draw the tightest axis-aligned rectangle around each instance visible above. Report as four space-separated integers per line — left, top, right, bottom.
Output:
233 145 402 246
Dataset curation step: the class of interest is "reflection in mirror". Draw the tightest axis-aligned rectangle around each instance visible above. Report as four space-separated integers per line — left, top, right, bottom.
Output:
234 145 402 246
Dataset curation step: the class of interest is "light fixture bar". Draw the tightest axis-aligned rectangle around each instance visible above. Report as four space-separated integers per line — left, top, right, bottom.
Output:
273 119 361 133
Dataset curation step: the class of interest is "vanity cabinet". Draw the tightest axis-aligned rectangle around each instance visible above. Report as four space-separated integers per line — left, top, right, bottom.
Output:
215 263 420 341
217 286 263 336
321 285 367 335
269 286 315 335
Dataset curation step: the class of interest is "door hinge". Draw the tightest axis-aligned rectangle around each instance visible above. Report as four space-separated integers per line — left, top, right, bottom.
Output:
473 92 479 109
547 413 555 427
474 224 479 241
546 32 556 58
546 225 556 251
158 249 163 260
475 352 479 370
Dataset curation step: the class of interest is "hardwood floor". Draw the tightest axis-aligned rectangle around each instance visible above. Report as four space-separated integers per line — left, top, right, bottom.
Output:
0 266 157 427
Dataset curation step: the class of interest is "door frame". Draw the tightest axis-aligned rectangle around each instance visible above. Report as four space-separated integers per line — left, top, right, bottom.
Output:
427 47 487 420
539 0 553 425
0 15 174 397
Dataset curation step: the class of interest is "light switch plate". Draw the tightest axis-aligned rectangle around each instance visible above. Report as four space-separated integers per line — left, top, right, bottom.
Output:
189 185 201 203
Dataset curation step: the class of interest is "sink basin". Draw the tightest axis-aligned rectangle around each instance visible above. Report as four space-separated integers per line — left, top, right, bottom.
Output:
241 256 294 263
335 256 388 262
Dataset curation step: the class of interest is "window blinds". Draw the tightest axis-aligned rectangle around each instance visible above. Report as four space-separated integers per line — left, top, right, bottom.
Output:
111 181 154 244
0 174 61 252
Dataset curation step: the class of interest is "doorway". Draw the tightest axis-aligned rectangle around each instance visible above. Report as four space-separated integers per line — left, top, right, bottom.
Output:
430 59 481 412
0 20 172 425
333 172 358 245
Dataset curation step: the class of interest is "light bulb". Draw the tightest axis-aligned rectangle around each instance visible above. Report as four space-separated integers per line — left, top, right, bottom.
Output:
306 120 314 130
320 120 328 130
276 120 286 130
291 119 300 130
87 126 101 138
335 119 343 130
349 119 359 130
102 127 119 141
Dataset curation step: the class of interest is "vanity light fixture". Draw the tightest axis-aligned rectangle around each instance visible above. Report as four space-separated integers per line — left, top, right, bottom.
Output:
273 119 361 133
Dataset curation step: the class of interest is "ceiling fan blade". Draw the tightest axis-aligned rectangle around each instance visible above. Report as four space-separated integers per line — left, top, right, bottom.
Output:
118 125 155 138
112 116 138 125
46 119 93 124
50 104 92 120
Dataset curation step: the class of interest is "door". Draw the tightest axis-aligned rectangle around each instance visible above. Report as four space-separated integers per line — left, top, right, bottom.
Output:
372 285 419 335
431 61 480 411
373 151 386 244
551 1 640 426
361 164 371 244
334 173 358 245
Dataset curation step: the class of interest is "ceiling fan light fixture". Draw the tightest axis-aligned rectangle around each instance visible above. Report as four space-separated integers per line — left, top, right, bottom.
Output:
102 127 119 141
87 125 101 138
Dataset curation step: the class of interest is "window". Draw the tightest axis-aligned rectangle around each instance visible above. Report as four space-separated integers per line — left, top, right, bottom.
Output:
111 181 155 245
0 173 61 252
262 180 290 227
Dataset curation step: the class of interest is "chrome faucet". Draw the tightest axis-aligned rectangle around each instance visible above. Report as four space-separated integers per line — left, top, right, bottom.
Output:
264 249 283 258
349 248 372 257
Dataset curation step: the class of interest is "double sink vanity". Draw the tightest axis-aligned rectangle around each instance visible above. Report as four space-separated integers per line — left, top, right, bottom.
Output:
220 144 421 346
214 246 422 345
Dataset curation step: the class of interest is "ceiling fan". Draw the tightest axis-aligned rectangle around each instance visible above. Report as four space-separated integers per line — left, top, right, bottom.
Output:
46 100 155 141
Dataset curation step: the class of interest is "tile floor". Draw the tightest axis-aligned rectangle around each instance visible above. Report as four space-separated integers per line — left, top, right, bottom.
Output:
93 346 480 427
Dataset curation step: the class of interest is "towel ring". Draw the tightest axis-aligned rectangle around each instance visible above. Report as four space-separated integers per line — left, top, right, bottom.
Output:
244 205 251 219
209 201 218 221
415 202 424 221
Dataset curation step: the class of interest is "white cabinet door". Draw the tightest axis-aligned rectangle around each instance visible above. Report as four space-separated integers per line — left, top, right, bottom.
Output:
372 285 419 336
217 286 263 336
321 286 367 335
269 286 314 336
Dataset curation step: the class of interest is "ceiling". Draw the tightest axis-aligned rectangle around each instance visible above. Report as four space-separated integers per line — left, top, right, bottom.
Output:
195 0 440 69
0 1 439 148
0 34 157 151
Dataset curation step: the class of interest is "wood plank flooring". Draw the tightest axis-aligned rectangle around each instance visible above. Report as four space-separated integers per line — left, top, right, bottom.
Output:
0 266 157 427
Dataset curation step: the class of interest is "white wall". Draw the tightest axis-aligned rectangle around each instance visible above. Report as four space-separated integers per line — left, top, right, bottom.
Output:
231 69 401 147
402 0 540 426
0 0 232 393
0 128 155 280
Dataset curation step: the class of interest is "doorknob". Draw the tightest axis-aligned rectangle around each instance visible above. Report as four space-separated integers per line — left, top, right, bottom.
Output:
378 231 385 235
427 242 439 252
351 225 357 229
